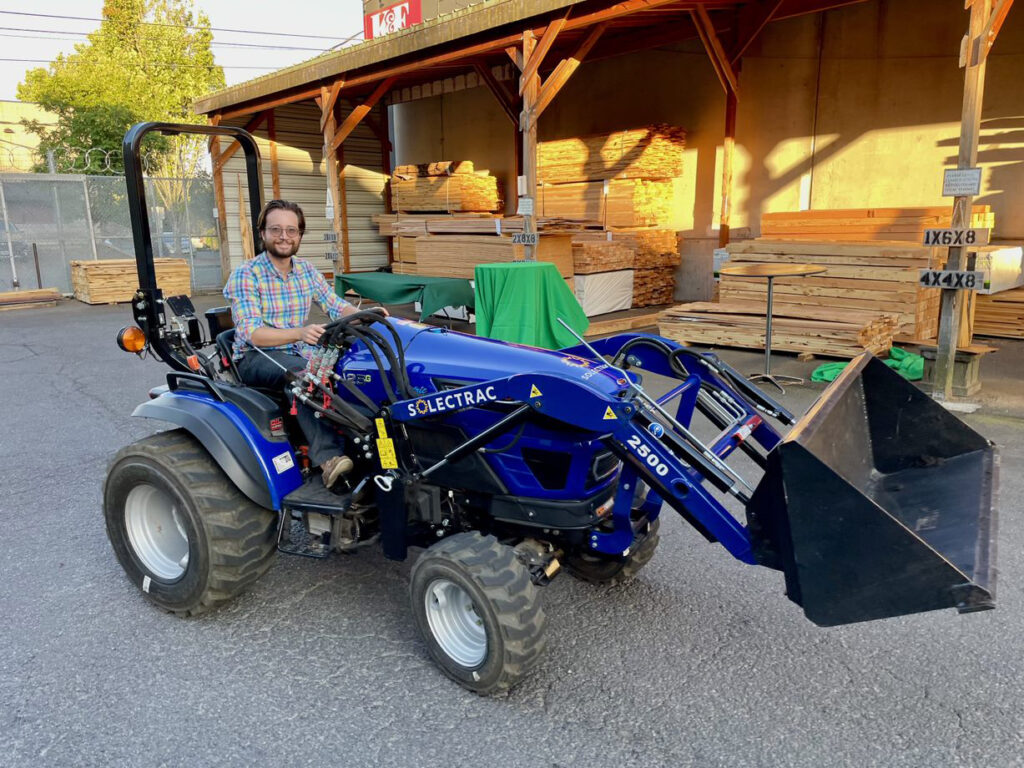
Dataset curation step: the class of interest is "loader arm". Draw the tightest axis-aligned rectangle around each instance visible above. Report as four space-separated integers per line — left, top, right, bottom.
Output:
386 332 997 628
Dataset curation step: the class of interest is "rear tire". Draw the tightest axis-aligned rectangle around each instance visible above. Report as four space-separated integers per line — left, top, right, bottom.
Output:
410 532 546 695
103 429 277 616
564 519 660 585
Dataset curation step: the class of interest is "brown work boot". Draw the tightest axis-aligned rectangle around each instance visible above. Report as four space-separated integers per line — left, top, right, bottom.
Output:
321 455 354 489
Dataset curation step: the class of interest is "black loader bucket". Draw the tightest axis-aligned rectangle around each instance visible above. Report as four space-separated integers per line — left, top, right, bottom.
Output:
746 353 997 627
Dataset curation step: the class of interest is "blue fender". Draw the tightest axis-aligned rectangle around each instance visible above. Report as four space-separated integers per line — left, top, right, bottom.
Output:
133 390 304 510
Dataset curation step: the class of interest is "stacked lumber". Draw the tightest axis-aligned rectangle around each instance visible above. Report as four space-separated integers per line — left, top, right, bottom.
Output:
633 268 676 307
392 174 502 213
536 179 674 228
375 213 499 236
393 160 475 178
0 287 60 311
538 125 686 184
573 241 634 274
572 228 680 267
413 235 573 280
975 287 1024 339
659 301 898 358
761 206 994 242
71 258 190 304
723 240 940 339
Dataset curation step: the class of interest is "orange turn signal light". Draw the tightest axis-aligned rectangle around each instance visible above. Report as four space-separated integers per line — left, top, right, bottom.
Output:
116 326 147 354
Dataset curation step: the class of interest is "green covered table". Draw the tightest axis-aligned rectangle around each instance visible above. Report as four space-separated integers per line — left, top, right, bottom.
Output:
474 261 589 349
336 272 475 321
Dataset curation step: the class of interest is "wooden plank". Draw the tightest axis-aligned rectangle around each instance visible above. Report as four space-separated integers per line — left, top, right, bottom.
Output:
330 77 396 153
213 112 267 175
691 5 738 94
731 0 784 64
267 110 281 198
533 22 607 121
519 9 569 96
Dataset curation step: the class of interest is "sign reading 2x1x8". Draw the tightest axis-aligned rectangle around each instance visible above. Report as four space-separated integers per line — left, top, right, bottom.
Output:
918 269 987 290
922 228 990 247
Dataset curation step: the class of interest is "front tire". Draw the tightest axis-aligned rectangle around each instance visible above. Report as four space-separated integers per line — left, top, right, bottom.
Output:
410 532 546 695
103 430 277 616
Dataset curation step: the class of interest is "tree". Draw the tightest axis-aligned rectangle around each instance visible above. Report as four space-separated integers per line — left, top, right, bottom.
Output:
18 0 224 245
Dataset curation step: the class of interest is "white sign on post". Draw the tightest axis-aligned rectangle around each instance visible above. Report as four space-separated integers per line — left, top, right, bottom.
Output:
512 233 538 246
516 196 534 216
942 168 983 197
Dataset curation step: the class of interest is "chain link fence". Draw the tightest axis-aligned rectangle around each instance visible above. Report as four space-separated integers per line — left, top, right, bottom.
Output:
0 172 221 295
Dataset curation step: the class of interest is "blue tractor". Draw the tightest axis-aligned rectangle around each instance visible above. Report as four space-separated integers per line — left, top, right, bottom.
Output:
105 123 998 694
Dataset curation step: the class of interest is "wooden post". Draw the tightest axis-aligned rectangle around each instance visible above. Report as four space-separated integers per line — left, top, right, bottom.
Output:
267 109 281 199
521 30 539 260
208 114 232 281
934 0 992 399
719 84 738 248
380 100 395 264
320 88 346 275
335 101 351 274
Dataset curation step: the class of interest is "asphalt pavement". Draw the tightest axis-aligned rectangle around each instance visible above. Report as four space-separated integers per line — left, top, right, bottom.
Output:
2 296 1022 767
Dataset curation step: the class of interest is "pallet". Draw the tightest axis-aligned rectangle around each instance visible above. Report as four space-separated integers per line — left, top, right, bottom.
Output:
71 259 190 304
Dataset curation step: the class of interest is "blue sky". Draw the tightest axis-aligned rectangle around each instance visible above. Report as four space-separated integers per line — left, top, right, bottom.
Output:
0 0 366 100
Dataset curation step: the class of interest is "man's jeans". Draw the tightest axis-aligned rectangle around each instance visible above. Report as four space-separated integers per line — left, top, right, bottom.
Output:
237 349 344 466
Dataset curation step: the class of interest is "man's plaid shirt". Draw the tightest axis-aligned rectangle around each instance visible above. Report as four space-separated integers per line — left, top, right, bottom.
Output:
223 251 351 360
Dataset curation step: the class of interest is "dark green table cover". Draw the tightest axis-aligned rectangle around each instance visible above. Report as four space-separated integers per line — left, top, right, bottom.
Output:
336 272 475 321
474 261 589 349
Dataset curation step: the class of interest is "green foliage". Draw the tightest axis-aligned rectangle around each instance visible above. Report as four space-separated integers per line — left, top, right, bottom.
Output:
18 0 224 177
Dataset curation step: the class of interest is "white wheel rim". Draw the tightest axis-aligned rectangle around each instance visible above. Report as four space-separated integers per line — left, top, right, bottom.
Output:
124 483 189 581
424 578 487 668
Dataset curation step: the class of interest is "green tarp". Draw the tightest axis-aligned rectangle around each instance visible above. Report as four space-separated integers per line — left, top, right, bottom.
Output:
335 272 475 321
811 347 925 383
474 261 589 349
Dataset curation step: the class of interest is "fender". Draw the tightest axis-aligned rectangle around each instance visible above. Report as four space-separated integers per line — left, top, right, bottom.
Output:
133 391 303 510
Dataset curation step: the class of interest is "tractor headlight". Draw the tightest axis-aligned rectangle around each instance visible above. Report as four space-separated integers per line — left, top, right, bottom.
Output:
117 326 147 354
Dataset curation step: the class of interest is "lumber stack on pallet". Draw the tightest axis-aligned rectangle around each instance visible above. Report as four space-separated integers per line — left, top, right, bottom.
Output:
659 301 898 358
537 124 686 184
535 179 674 228
723 240 940 339
71 258 190 304
633 268 677 307
761 206 994 241
572 241 634 274
0 287 61 311
571 228 681 267
413 235 573 280
975 287 1024 338
392 175 502 213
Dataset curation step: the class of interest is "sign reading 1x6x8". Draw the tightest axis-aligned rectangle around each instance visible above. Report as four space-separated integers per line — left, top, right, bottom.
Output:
918 269 986 290
922 228 990 247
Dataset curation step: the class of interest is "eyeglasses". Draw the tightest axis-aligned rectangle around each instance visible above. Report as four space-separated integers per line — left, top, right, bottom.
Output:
265 225 301 239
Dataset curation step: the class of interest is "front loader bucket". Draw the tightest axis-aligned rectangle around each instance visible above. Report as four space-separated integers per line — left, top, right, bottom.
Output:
746 353 997 627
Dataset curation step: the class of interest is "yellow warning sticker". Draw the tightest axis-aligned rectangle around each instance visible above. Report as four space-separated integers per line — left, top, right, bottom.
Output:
529 384 543 398
377 438 398 469
375 418 388 439
603 406 617 420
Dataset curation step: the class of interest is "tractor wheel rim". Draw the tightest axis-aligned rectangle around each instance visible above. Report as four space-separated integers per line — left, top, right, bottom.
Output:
124 483 189 581
424 578 486 668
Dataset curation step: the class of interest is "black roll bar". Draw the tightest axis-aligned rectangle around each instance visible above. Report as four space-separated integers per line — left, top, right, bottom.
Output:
123 121 264 370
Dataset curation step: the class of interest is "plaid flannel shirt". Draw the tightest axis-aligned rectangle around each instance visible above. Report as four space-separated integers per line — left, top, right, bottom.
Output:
223 252 351 360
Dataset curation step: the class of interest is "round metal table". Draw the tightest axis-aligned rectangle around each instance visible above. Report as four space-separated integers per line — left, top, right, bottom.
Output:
719 262 826 392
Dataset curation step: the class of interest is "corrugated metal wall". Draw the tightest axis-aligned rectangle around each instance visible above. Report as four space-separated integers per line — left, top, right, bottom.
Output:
220 100 389 274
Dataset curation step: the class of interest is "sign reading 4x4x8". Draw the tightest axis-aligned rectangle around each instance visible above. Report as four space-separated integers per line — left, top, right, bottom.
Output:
918 269 987 290
364 0 422 39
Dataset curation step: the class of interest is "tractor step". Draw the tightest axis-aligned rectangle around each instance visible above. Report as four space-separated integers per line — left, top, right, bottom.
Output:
281 475 354 516
278 476 355 558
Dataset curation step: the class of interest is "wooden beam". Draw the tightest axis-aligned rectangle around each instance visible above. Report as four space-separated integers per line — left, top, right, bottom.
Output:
719 85 738 248
208 114 232 279
474 62 520 126
519 9 570 95
379 103 394 265
330 76 396 153
933 0 991 398
979 0 1013 61
731 0 784 64
321 86 346 274
521 30 539 260
533 23 607 121
213 111 268 174
319 78 345 132
267 109 280 198
337 139 351 273
692 6 739 94
505 46 523 70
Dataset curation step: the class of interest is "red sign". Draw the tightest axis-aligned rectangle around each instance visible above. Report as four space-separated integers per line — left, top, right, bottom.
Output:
364 0 422 39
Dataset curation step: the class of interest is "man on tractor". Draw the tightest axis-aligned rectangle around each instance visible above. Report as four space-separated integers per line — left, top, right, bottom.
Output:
223 198 388 488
